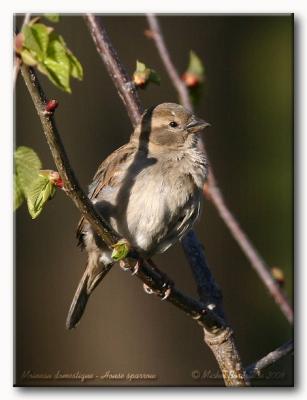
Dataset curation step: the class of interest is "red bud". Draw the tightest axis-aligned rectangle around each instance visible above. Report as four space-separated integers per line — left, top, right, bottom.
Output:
55 177 64 189
271 267 285 287
182 72 200 88
15 32 25 53
45 99 59 113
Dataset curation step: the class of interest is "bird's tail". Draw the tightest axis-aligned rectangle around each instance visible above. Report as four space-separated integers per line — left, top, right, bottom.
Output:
66 262 113 330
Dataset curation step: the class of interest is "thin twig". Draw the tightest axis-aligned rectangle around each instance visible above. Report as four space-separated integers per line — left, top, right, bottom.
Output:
20 63 248 386
146 13 293 325
84 14 143 127
245 340 294 379
13 13 31 88
84 14 248 386
146 14 192 111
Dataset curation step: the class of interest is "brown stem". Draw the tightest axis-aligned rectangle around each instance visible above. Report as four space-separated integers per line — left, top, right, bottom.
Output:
207 173 293 323
146 13 293 325
147 14 192 111
13 13 31 88
20 62 247 386
84 14 143 127
245 340 293 379
84 14 248 386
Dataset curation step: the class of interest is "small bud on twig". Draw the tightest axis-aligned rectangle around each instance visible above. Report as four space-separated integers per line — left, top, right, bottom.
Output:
44 99 59 115
271 267 285 287
14 32 25 54
39 169 64 189
144 29 155 39
133 60 160 89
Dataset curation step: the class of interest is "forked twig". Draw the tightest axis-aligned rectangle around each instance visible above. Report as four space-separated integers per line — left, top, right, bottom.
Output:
146 13 293 324
84 14 248 386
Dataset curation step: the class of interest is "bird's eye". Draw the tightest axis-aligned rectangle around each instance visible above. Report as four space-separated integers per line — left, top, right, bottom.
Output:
169 121 178 128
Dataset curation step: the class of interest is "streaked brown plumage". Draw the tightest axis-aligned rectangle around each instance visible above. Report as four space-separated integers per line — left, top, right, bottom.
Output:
66 103 209 329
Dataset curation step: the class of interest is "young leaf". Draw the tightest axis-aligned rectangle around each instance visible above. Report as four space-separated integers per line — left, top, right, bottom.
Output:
43 33 71 92
22 23 51 61
133 60 160 88
182 51 205 106
20 49 38 66
26 175 56 219
67 51 83 80
111 239 131 261
58 35 83 80
20 22 83 93
14 173 24 210
14 146 42 197
188 50 205 78
44 14 60 23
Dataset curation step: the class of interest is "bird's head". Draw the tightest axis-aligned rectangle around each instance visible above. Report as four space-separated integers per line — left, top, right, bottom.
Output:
132 103 210 150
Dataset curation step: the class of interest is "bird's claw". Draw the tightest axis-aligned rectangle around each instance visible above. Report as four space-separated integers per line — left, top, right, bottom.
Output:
131 259 141 276
192 309 207 320
159 279 174 301
143 283 154 294
119 260 130 271
160 286 172 301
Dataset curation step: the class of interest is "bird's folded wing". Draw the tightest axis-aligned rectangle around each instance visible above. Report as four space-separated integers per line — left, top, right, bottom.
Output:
76 142 136 247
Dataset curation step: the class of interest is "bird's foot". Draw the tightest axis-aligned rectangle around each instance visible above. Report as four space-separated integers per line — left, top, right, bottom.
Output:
131 259 142 275
160 279 174 301
119 260 130 271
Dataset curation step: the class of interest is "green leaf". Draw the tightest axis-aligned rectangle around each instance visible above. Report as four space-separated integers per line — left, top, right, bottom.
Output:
44 33 71 92
149 69 161 85
20 23 83 93
22 23 50 61
187 50 205 79
44 14 60 23
20 49 37 66
136 60 147 73
111 239 131 261
67 50 83 80
26 175 56 219
14 146 42 198
133 60 160 88
14 173 24 210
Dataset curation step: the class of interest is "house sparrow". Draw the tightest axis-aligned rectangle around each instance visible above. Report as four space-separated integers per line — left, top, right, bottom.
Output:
66 103 209 329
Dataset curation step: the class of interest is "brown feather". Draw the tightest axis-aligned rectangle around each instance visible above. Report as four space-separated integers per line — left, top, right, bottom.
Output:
76 142 137 247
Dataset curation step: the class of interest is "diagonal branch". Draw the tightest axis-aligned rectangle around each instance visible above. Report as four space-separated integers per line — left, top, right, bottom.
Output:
84 14 143 127
84 14 248 386
84 13 223 320
13 13 31 88
146 13 293 325
245 340 294 379
20 63 248 386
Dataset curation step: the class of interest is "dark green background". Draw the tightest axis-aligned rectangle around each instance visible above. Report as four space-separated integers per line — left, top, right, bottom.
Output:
15 15 293 386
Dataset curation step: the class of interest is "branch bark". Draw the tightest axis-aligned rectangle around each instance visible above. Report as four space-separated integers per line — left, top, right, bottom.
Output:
20 63 247 386
13 13 31 88
146 13 293 325
84 14 248 386
245 340 293 379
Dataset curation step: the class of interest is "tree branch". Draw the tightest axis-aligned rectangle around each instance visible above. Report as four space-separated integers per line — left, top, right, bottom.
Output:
84 14 143 127
146 13 293 325
13 13 31 88
245 340 293 379
84 14 248 386
20 62 247 386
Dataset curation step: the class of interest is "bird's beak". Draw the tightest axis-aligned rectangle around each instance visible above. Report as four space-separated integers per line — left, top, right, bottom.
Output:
186 116 210 133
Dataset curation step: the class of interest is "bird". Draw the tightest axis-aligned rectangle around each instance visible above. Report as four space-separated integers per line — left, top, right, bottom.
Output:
66 102 210 329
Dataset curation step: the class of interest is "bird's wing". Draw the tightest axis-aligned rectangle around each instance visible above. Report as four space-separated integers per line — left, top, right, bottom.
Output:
76 142 136 247
156 195 202 254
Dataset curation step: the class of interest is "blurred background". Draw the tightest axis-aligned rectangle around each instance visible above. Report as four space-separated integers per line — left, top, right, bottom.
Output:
15 15 293 387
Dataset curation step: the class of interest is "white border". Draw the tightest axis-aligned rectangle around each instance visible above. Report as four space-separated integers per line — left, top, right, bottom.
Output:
0 0 305 398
